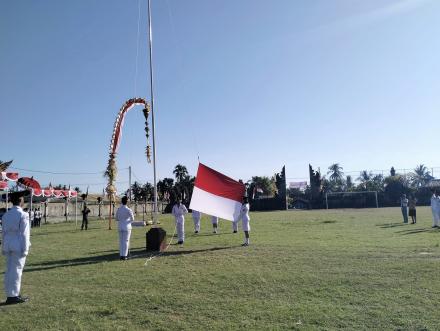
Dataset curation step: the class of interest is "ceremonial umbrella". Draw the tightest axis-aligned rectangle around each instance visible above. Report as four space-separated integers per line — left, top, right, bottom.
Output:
18 177 41 191
17 177 42 217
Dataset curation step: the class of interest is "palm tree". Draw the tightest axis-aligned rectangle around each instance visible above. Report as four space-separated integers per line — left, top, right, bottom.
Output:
173 164 188 183
357 170 373 190
327 163 344 183
410 164 433 188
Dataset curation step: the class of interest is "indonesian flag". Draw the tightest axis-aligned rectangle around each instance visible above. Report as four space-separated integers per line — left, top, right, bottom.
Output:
189 163 245 221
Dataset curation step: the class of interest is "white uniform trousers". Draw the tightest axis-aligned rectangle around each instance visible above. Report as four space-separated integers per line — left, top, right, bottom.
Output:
242 219 251 232
193 217 200 232
176 220 185 242
232 220 239 232
432 208 440 227
118 229 132 257
4 252 27 297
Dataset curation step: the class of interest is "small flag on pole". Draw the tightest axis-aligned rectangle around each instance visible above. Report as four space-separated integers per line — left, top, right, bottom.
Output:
189 163 245 221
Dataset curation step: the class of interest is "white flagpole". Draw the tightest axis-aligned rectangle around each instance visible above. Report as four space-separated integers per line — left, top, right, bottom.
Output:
29 189 33 223
75 194 78 228
148 0 158 225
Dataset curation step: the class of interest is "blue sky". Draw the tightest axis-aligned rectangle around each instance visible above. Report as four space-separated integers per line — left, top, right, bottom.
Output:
1 0 440 193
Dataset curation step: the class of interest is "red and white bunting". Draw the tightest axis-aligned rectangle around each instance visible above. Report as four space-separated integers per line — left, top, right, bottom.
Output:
1 172 19 181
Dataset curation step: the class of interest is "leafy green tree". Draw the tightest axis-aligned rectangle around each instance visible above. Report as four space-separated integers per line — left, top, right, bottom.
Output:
142 182 154 201
327 163 344 183
345 175 354 191
249 176 276 197
173 164 189 183
131 181 144 202
409 164 433 188
383 174 410 205
157 178 174 200
357 171 373 190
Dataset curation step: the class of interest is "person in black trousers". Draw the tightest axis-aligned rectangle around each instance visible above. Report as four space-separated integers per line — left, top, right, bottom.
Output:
81 202 90 230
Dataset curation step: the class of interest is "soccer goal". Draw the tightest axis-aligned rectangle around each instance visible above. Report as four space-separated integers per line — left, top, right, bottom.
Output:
325 191 378 209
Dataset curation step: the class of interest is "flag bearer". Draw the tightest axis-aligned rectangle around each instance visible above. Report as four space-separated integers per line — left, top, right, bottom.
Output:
2 192 30 304
211 215 219 233
239 197 251 246
116 196 134 260
172 199 188 244
192 209 201 233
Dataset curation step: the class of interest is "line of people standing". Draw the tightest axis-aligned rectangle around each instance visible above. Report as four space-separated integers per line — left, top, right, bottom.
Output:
173 196 251 246
400 191 440 227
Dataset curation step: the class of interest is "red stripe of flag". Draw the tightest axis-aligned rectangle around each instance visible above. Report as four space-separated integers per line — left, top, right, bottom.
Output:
194 163 245 203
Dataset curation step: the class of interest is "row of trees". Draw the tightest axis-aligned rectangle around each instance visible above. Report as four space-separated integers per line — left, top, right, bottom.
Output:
126 164 195 204
126 165 286 205
289 164 436 207
323 164 433 193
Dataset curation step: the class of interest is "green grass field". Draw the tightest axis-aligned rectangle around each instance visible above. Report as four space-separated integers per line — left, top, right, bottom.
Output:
1 207 440 330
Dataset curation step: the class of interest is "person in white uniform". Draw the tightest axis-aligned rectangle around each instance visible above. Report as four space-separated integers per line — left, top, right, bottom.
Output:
211 215 219 233
2 193 30 305
431 190 440 228
239 197 251 246
172 199 188 244
232 218 239 233
192 209 201 234
116 196 134 260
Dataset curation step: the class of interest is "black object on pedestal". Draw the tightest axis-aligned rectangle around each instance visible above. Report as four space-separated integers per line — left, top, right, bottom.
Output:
146 227 167 252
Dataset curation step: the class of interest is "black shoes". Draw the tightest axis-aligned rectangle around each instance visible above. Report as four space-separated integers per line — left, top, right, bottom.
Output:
5 296 29 305
177 241 184 245
233 230 237 233
195 231 199 234
120 256 129 260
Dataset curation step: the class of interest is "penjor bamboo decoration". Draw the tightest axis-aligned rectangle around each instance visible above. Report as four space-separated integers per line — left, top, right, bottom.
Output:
105 98 151 230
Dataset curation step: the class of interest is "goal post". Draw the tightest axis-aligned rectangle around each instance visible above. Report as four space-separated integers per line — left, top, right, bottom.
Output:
325 191 378 209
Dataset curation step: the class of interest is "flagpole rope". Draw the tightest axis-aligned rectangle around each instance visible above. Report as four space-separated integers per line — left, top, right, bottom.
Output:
10 166 129 175
144 222 177 266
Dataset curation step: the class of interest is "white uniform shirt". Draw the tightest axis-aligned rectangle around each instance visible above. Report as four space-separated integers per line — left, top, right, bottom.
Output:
1 206 31 256
172 204 188 223
116 205 135 231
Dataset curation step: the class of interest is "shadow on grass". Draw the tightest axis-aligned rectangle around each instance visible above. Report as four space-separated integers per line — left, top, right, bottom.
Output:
22 246 236 273
189 232 232 237
22 248 145 273
140 246 237 258
376 222 407 228
397 228 439 235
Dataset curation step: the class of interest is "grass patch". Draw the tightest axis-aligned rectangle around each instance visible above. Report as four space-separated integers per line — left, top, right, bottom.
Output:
1 207 439 330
